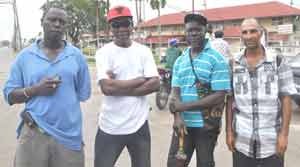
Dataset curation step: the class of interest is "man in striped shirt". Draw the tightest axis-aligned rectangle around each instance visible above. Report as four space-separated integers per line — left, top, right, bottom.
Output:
167 13 231 167
226 18 297 167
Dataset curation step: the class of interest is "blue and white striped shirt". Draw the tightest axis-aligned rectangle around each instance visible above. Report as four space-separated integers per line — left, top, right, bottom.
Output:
172 41 231 127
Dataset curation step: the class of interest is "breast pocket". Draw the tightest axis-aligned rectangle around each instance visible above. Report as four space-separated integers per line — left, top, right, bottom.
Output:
233 73 248 95
261 72 278 96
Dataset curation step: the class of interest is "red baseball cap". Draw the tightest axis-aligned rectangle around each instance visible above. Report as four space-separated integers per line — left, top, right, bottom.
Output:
107 6 132 22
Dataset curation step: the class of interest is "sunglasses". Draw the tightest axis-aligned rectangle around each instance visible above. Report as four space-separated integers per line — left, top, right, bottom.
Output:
110 19 133 29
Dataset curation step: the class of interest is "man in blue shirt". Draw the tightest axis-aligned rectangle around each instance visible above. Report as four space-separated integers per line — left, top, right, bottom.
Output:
167 13 231 167
3 7 91 167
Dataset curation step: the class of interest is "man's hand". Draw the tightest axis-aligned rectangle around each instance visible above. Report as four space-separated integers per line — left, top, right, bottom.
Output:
226 131 235 152
276 132 288 156
173 115 187 136
32 77 61 96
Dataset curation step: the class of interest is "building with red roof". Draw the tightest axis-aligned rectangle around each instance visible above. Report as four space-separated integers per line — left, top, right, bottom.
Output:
138 1 300 53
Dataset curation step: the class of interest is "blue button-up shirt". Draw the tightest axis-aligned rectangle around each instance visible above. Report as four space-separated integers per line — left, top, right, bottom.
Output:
3 40 91 150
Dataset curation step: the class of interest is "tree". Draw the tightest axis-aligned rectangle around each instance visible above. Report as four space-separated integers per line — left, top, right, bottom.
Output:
129 0 143 24
150 0 166 17
149 0 167 57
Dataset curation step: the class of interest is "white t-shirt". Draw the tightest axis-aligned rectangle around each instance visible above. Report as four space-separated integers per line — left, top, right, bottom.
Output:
211 38 232 59
95 41 158 135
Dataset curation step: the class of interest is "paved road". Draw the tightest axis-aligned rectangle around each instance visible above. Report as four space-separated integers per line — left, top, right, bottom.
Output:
0 47 300 167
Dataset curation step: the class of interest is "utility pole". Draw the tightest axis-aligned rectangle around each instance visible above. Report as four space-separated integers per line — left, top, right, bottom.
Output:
290 0 294 6
46 0 49 9
12 0 22 51
192 0 194 13
0 0 22 50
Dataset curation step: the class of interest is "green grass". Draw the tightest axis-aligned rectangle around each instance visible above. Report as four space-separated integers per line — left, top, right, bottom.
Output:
86 56 95 66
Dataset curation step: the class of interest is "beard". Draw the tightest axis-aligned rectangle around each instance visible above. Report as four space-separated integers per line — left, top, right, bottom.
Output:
44 31 64 49
47 31 64 41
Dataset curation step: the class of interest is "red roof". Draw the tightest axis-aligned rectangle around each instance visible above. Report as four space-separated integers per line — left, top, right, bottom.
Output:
144 35 185 44
140 1 300 27
139 12 186 27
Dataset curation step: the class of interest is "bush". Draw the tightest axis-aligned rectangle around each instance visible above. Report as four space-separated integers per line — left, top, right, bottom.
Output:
153 54 161 65
82 46 96 56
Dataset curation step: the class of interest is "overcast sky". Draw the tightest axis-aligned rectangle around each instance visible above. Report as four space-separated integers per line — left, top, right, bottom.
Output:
0 0 298 41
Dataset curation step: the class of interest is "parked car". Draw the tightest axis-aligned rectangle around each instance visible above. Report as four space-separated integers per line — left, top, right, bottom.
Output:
288 54 300 107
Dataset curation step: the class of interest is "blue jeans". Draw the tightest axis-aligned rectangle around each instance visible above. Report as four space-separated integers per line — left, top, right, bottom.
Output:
233 151 284 167
167 128 219 167
94 121 151 167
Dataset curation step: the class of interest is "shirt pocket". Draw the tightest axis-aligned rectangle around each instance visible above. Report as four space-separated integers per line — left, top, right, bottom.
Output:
234 73 248 95
260 72 278 96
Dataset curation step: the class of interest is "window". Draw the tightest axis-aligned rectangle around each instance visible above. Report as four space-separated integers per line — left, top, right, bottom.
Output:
272 17 283 25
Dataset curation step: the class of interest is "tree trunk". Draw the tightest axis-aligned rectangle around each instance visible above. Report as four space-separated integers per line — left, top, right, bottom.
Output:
135 0 139 23
138 0 142 23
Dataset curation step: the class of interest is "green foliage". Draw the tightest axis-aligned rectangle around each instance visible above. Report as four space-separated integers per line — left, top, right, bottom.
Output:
153 54 161 65
150 0 166 10
82 46 96 56
86 56 96 65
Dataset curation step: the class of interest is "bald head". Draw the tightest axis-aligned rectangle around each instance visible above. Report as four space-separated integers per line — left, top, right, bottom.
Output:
241 18 262 33
240 18 263 50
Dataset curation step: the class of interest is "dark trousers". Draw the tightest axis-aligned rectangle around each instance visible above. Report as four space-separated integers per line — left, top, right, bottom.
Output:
233 151 284 167
94 121 151 167
167 128 219 167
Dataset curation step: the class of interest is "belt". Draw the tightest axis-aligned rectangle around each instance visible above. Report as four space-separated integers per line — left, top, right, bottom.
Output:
21 112 46 134
24 120 46 134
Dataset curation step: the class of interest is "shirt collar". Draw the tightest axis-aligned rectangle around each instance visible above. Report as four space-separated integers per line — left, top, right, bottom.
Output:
28 39 74 61
234 46 277 67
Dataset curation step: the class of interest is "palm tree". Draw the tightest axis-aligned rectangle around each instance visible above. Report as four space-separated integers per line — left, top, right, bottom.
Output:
149 0 166 58
132 0 146 24
150 0 166 17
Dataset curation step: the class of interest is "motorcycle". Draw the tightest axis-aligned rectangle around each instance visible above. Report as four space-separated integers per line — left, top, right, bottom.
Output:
156 68 172 110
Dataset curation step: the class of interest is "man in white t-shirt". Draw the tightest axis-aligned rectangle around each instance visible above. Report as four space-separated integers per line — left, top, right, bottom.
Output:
211 30 232 60
94 5 159 167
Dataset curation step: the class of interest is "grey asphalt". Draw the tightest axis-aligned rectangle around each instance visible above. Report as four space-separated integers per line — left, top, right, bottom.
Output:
0 47 300 167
